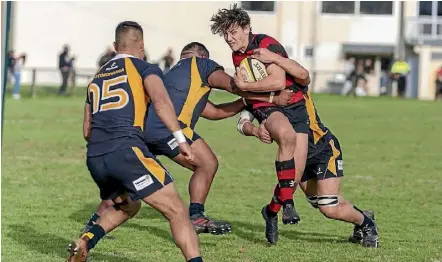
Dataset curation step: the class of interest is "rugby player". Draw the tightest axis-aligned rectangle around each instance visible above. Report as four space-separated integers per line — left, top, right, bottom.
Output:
237 47 380 248
210 3 310 225
81 42 294 236
67 21 203 262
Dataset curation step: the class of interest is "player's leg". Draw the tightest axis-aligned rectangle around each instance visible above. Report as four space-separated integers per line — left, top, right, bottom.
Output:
143 183 201 261
80 199 113 235
261 130 308 244
262 110 298 224
67 155 142 262
313 137 379 248
126 147 201 261
149 132 231 235
125 148 202 262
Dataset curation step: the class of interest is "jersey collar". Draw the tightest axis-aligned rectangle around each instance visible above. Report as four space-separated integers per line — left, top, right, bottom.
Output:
112 53 135 60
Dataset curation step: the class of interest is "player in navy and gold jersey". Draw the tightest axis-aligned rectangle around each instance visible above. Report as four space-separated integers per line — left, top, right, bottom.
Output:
81 42 293 237
144 42 293 235
67 21 204 262
237 48 379 248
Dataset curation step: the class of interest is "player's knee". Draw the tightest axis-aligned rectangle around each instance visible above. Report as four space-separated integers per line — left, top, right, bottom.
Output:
317 195 340 219
114 199 141 218
278 127 297 148
195 154 218 176
306 195 319 209
164 201 189 221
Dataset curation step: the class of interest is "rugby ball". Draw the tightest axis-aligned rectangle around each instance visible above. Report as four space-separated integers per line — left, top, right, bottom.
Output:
238 58 268 82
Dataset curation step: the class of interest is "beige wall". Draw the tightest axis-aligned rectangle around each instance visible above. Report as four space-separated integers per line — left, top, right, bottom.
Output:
12 0 438 100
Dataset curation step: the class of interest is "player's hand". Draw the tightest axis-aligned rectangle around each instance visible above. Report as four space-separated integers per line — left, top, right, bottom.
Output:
234 68 248 90
273 89 293 106
251 48 278 64
257 122 273 144
178 142 194 162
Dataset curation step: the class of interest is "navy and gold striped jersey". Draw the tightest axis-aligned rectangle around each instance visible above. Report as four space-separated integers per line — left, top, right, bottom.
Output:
86 54 163 157
144 56 223 143
303 91 333 158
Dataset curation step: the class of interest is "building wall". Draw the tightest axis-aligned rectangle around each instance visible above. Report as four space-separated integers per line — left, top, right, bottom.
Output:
10 1 440 100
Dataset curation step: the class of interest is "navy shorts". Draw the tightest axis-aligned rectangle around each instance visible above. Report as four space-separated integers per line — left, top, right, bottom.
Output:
147 128 201 159
301 135 344 182
252 100 309 134
86 146 173 201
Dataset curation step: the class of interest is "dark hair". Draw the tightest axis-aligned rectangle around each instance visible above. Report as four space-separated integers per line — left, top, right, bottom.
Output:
181 42 210 58
115 21 143 43
210 3 250 36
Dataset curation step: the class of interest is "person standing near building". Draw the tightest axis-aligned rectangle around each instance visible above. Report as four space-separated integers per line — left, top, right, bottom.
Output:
390 57 410 98
58 45 74 95
12 53 26 100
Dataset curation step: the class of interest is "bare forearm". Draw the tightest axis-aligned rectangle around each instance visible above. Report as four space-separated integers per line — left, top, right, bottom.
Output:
240 77 285 92
237 90 271 102
274 56 310 85
83 103 91 141
242 121 259 137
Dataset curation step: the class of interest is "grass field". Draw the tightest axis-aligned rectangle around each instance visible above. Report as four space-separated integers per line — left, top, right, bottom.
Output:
2 89 442 262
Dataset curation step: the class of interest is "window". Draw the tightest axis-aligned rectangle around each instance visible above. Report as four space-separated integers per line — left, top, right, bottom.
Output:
438 1 442 16
419 1 433 16
321 1 355 14
360 1 393 15
241 1 275 12
419 1 442 16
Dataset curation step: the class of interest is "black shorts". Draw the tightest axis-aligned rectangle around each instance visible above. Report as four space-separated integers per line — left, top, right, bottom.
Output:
301 135 344 182
252 100 309 134
87 146 173 201
147 128 201 159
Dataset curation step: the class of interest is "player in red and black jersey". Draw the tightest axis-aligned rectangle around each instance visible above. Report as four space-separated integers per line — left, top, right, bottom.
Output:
238 48 379 248
210 3 310 226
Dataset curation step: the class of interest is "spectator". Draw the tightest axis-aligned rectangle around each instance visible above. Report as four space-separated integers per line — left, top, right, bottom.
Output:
390 56 410 98
58 45 74 95
12 53 26 100
341 57 355 95
364 58 374 74
353 61 368 97
162 47 174 73
436 66 442 101
98 47 116 68
7 50 15 85
379 70 389 96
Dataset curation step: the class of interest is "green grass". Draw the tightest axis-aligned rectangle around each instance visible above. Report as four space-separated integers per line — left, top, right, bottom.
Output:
2 90 442 262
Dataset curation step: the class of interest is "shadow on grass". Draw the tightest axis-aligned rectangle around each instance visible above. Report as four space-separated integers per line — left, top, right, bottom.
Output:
230 220 349 246
7 224 142 262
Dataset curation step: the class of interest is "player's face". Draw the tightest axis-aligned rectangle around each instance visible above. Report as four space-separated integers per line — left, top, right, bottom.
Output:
224 24 250 52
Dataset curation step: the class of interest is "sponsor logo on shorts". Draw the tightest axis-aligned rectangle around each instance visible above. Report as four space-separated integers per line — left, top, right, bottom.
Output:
316 166 324 175
337 160 343 170
167 138 179 150
132 175 154 191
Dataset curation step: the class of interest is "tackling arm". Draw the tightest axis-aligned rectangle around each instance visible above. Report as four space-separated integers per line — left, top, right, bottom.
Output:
201 99 244 120
273 57 310 86
208 70 288 104
83 103 92 141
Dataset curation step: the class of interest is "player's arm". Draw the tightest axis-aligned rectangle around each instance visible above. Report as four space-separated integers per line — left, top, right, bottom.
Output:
201 99 244 120
208 70 291 105
251 48 310 86
237 111 273 144
234 64 286 92
83 103 92 141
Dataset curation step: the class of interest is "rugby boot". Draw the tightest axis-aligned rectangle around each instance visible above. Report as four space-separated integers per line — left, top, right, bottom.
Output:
362 221 380 248
261 205 278 244
349 210 375 244
66 238 88 262
282 202 300 225
190 212 232 235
